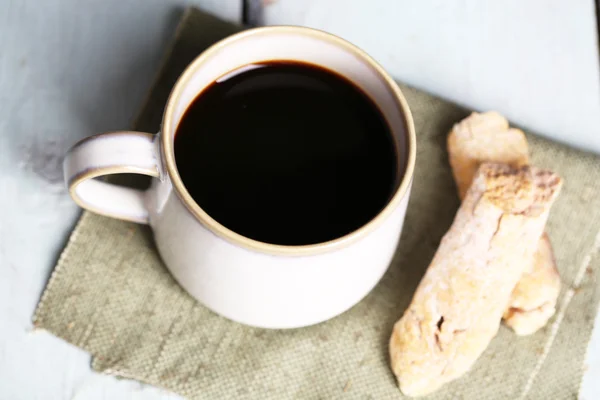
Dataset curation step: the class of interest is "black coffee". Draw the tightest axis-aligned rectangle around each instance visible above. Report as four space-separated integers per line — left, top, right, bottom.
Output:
175 61 400 246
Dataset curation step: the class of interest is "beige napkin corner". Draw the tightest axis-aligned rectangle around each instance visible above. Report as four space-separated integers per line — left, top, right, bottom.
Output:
33 7 600 399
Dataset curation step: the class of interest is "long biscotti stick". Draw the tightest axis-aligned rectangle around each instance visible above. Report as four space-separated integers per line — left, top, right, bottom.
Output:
390 163 562 397
448 112 561 335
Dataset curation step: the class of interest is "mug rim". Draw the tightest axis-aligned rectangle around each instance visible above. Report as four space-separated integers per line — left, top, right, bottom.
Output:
161 26 416 256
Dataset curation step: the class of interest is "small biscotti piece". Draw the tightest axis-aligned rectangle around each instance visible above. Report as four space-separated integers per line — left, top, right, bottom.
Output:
448 111 561 336
448 111 529 200
503 233 561 335
390 164 562 397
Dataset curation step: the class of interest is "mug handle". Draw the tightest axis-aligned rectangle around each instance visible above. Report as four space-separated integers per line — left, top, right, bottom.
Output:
63 131 161 224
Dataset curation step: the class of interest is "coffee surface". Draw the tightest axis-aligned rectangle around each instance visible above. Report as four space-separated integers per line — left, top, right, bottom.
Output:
175 61 399 245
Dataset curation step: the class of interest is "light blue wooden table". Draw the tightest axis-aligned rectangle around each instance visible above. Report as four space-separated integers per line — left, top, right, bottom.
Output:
1 1 598 399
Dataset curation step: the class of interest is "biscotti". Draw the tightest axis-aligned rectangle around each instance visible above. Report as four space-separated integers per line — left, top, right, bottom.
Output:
448 111 529 200
448 111 561 335
390 163 562 397
502 233 561 335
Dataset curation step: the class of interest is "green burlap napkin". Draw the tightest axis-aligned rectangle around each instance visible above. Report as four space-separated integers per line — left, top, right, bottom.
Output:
33 8 600 399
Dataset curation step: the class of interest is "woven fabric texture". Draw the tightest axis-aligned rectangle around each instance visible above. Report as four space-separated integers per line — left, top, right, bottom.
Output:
33 8 600 400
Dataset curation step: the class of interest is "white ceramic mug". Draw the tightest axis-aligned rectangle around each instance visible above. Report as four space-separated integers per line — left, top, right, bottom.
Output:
64 26 416 329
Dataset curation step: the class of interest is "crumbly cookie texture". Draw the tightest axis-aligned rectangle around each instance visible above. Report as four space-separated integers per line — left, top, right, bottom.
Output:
448 111 561 335
390 164 562 397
